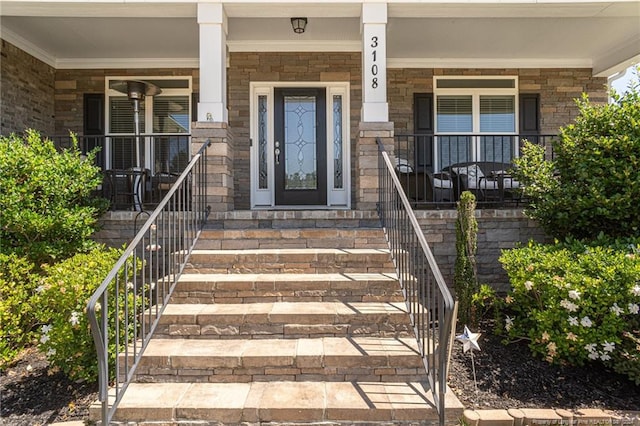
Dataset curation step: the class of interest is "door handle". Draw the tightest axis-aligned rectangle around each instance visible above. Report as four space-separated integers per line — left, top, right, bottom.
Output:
275 141 280 165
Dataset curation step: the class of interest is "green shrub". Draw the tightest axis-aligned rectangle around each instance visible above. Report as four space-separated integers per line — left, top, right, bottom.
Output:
454 191 478 326
0 130 107 265
500 239 640 368
35 246 138 382
514 71 640 239
0 254 39 366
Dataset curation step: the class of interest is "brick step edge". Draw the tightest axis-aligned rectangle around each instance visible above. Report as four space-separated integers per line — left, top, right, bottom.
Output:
464 408 640 426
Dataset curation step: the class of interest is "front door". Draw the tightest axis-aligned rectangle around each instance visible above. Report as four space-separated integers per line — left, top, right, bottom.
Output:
274 88 327 205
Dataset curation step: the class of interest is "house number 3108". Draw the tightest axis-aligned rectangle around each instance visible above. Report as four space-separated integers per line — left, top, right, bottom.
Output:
370 36 379 89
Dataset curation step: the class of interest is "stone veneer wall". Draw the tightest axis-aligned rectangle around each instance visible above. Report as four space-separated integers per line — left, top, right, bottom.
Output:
53 68 199 134
417 209 551 293
227 52 363 210
0 40 56 135
388 68 608 134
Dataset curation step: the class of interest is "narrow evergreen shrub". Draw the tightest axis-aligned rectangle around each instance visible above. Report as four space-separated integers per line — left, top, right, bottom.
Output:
454 191 478 326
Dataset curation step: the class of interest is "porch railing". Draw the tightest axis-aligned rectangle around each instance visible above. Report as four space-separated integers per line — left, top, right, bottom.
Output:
394 133 558 208
50 133 191 174
376 138 456 425
86 138 211 425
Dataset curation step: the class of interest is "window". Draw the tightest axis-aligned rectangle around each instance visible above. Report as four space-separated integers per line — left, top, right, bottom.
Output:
106 77 192 173
434 77 517 169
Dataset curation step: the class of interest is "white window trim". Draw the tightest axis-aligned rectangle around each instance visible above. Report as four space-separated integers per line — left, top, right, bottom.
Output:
104 76 193 171
249 82 351 209
433 76 519 170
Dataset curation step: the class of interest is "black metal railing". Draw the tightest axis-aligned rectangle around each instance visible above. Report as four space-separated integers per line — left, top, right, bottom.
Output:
86 139 211 425
49 134 191 210
394 133 558 208
376 138 455 426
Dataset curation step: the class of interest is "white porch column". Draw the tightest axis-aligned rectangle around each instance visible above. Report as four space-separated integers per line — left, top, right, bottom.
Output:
361 3 389 122
197 3 228 123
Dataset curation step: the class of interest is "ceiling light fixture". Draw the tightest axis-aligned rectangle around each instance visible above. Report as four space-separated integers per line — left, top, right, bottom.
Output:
290 17 307 34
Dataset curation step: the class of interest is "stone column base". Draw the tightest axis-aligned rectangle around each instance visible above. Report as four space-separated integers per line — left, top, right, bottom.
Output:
355 121 394 211
191 122 235 212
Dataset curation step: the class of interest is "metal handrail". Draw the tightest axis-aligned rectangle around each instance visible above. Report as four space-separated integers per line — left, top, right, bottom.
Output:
376 137 455 426
86 138 211 424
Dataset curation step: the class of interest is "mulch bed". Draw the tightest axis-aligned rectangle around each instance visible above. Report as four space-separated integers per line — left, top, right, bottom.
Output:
448 322 640 410
2 325 639 425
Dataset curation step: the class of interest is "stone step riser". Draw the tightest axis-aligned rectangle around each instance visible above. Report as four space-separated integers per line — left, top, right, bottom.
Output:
170 278 403 304
196 229 387 251
131 366 425 384
155 321 413 339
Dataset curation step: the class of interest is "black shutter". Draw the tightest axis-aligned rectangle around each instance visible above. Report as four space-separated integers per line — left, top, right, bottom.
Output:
84 94 104 135
519 94 540 135
414 93 434 134
413 93 434 171
83 93 105 168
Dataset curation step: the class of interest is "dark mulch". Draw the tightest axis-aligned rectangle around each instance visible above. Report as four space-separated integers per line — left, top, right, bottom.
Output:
2 328 639 426
448 321 640 410
0 348 98 426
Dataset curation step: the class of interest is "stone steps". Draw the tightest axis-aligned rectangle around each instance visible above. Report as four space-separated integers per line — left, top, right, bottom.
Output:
91 216 463 425
170 272 404 304
155 301 413 339
132 337 425 383
186 248 395 274
109 381 463 424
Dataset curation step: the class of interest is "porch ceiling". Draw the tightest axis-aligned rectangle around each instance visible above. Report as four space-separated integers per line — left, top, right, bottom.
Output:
0 1 638 76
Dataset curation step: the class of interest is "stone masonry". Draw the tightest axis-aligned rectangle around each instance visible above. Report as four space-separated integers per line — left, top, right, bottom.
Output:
192 121 235 211
0 40 56 135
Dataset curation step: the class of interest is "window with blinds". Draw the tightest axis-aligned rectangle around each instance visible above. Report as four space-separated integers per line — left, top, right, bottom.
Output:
480 96 515 133
436 96 472 133
153 96 190 133
109 97 145 133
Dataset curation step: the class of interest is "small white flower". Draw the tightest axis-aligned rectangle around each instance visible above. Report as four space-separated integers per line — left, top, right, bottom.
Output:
568 316 579 326
588 351 600 360
568 290 581 300
505 316 514 331
40 333 50 344
524 281 534 291
566 332 577 341
602 342 615 353
35 285 45 294
610 303 624 317
41 324 52 334
127 282 134 290
69 311 80 326
580 316 593 328
600 353 611 361
560 299 578 312
26 364 33 372
629 303 639 314
584 343 597 353
632 285 640 297
94 302 101 312
46 348 56 357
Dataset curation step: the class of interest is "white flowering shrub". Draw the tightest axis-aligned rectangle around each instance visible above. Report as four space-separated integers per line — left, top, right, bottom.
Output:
36 246 139 382
500 239 640 378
